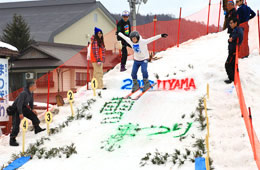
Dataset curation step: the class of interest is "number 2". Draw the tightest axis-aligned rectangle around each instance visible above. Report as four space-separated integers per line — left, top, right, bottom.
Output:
69 92 73 100
121 79 132 90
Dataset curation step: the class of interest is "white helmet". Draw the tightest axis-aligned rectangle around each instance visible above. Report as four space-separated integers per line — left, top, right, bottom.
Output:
122 10 130 17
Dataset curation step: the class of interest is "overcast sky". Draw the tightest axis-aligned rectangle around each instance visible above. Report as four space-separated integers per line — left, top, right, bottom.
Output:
1 0 260 17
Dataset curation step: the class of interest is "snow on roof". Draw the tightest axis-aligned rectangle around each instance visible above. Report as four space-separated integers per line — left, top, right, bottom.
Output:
0 41 18 51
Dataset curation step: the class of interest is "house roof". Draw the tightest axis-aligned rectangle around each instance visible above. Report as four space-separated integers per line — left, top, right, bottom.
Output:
12 42 85 69
0 0 116 42
12 42 120 69
0 41 19 57
0 41 18 51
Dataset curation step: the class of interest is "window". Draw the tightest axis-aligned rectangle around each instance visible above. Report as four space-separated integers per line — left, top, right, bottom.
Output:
94 13 98 23
36 72 54 88
76 72 89 86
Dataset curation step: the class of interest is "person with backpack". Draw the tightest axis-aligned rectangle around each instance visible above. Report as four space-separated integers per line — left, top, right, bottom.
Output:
117 31 168 92
116 10 131 72
9 81 45 146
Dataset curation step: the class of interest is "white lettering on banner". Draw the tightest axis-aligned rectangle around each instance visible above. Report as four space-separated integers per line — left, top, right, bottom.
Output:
0 59 9 122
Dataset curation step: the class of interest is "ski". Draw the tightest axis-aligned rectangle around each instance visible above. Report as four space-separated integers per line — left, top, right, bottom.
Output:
132 83 157 100
123 86 143 99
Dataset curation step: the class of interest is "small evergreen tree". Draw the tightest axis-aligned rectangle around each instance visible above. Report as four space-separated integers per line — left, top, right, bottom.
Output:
1 13 33 52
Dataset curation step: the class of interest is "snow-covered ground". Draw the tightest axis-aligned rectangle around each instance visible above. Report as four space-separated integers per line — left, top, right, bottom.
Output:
1 21 260 170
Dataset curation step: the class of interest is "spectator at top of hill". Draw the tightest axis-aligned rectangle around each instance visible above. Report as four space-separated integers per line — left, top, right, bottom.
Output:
236 0 256 58
225 1 238 34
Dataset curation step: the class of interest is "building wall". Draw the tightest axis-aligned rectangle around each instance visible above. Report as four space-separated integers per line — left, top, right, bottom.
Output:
10 69 57 93
11 67 97 95
54 8 116 50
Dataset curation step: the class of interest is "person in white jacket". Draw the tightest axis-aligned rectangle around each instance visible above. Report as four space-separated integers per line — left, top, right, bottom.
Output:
118 31 168 92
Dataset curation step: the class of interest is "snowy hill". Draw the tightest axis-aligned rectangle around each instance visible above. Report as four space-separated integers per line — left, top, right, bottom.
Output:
1 19 260 170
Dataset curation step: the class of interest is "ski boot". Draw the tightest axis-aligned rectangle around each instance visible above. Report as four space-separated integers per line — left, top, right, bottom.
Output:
132 79 140 92
143 79 150 92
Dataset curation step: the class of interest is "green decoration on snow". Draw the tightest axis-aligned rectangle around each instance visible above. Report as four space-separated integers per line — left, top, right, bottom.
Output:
100 98 135 124
101 122 193 152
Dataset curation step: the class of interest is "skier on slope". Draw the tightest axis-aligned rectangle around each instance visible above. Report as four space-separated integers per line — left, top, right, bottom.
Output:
117 31 168 92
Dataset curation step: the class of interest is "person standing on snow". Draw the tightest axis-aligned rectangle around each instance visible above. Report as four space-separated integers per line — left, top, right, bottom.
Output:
116 10 131 72
225 18 243 84
9 81 45 146
236 0 256 59
118 31 168 92
90 27 106 90
225 1 238 34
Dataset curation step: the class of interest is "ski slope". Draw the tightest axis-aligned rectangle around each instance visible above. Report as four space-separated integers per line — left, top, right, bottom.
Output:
1 20 260 170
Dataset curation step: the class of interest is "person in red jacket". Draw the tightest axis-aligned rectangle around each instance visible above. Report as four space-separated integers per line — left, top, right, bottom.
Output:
90 27 106 90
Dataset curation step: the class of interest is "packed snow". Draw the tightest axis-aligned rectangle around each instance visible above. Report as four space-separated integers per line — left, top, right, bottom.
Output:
0 19 260 170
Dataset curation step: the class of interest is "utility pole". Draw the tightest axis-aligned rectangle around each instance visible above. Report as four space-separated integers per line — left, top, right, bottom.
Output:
128 0 148 30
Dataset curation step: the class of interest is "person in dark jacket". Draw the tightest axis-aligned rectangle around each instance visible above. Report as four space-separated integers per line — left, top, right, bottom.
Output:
223 0 228 30
225 18 244 84
10 81 45 146
225 1 238 34
236 0 256 58
116 10 131 72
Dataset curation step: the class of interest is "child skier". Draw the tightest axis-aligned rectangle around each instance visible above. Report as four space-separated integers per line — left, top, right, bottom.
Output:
118 31 168 92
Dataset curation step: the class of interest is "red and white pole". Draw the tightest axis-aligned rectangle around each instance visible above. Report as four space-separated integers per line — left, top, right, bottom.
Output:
217 0 222 32
177 7 182 47
153 15 157 53
207 0 211 34
87 61 90 90
47 71 50 111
